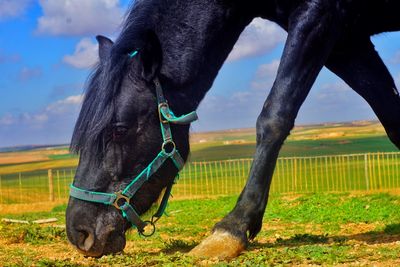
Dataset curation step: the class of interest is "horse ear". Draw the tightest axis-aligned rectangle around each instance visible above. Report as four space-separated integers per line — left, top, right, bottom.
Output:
96 35 113 62
139 31 162 82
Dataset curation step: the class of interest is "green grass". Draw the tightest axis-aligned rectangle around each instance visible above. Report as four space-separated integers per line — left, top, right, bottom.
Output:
48 154 78 160
190 135 398 161
1 193 400 266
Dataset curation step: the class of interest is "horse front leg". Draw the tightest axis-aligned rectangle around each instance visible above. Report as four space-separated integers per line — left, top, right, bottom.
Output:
190 2 343 259
326 38 400 148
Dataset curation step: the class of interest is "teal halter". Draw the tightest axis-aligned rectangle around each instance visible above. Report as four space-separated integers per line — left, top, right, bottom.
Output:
69 52 198 236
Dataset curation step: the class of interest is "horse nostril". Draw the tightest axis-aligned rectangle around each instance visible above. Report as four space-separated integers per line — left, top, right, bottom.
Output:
76 229 95 252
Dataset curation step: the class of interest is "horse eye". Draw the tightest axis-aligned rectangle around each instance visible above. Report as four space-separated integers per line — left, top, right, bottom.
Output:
112 126 129 141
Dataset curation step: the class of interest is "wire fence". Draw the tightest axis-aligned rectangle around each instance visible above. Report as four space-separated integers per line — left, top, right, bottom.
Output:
1 152 400 204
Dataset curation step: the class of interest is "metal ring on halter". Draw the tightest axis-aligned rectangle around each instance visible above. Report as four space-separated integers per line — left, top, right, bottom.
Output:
162 140 176 156
112 192 130 210
139 221 156 237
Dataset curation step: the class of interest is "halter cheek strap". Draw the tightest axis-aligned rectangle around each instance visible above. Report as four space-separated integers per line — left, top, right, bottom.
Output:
69 51 197 236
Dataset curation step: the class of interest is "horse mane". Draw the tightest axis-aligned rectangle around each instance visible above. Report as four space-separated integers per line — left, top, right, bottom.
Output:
70 0 157 155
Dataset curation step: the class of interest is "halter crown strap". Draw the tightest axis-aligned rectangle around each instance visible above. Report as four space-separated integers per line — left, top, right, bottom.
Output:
69 52 197 235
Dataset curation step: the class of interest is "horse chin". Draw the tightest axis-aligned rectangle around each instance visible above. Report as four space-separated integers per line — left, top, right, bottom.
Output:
101 230 127 255
74 231 127 258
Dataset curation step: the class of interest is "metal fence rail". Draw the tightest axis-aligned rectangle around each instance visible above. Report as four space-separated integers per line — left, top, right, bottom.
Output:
1 152 400 204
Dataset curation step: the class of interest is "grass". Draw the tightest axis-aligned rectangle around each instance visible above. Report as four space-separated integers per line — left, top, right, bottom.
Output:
190 135 398 161
1 193 400 266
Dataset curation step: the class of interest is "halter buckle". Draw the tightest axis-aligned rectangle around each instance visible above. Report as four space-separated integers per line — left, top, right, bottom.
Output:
112 191 130 210
158 103 170 124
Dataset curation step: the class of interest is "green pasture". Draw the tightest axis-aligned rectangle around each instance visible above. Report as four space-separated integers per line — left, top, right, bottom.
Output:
1 193 400 266
190 135 398 161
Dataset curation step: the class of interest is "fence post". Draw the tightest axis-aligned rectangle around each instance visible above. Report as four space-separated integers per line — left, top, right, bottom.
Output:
364 154 369 190
48 169 54 202
57 170 61 200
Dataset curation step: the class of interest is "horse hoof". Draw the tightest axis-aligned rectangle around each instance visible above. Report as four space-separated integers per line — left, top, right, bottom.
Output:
188 230 245 260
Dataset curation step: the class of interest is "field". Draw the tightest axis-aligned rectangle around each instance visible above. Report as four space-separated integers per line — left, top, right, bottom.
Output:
1 120 399 205
0 120 397 175
1 120 400 265
1 193 400 266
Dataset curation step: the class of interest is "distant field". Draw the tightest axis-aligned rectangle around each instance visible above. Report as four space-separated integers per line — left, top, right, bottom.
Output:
0 120 397 175
190 136 398 161
190 120 397 161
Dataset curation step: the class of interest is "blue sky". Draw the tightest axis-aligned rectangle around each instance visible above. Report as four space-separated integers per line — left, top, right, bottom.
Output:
0 0 399 147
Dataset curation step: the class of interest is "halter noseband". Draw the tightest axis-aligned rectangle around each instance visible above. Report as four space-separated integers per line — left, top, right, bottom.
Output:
69 51 197 236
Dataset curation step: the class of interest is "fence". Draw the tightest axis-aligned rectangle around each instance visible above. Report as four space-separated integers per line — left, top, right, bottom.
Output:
1 152 400 204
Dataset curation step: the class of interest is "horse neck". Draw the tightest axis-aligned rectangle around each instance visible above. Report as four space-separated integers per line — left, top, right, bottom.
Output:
156 15 254 111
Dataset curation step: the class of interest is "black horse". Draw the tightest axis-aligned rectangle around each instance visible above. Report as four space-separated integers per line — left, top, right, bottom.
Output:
66 0 400 258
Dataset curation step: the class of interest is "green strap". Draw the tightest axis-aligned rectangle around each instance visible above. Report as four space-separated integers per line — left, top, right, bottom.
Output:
159 106 198 124
153 182 174 219
122 151 169 198
69 185 116 205
160 120 173 142
120 203 147 233
171 150 185 170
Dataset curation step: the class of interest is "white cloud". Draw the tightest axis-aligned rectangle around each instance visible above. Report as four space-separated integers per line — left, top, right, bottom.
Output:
63 38 98 69
17 66 43 81
227 18 286 62
36 0 123 36
296 76 376 124
194 60 281 131
46 95 84 114
0 0 31 20
0 113 14 125
0 51 21 63
391 51 400 64
194 89 266 131
0 94 84 146
394 72 400 87
193 66 380 132
316 81 351 102
251 59 280 90
0 94 83 127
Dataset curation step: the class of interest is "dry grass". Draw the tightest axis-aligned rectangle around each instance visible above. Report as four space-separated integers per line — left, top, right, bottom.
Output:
0 158 78 175
0 201 65 215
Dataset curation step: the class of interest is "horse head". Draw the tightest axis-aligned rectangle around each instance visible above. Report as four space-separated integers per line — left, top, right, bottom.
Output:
66 0 252 257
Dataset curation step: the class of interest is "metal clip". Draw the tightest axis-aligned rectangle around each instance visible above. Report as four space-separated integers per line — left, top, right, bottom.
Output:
112 191 130 210
158 103 170 124
139 220 156 237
